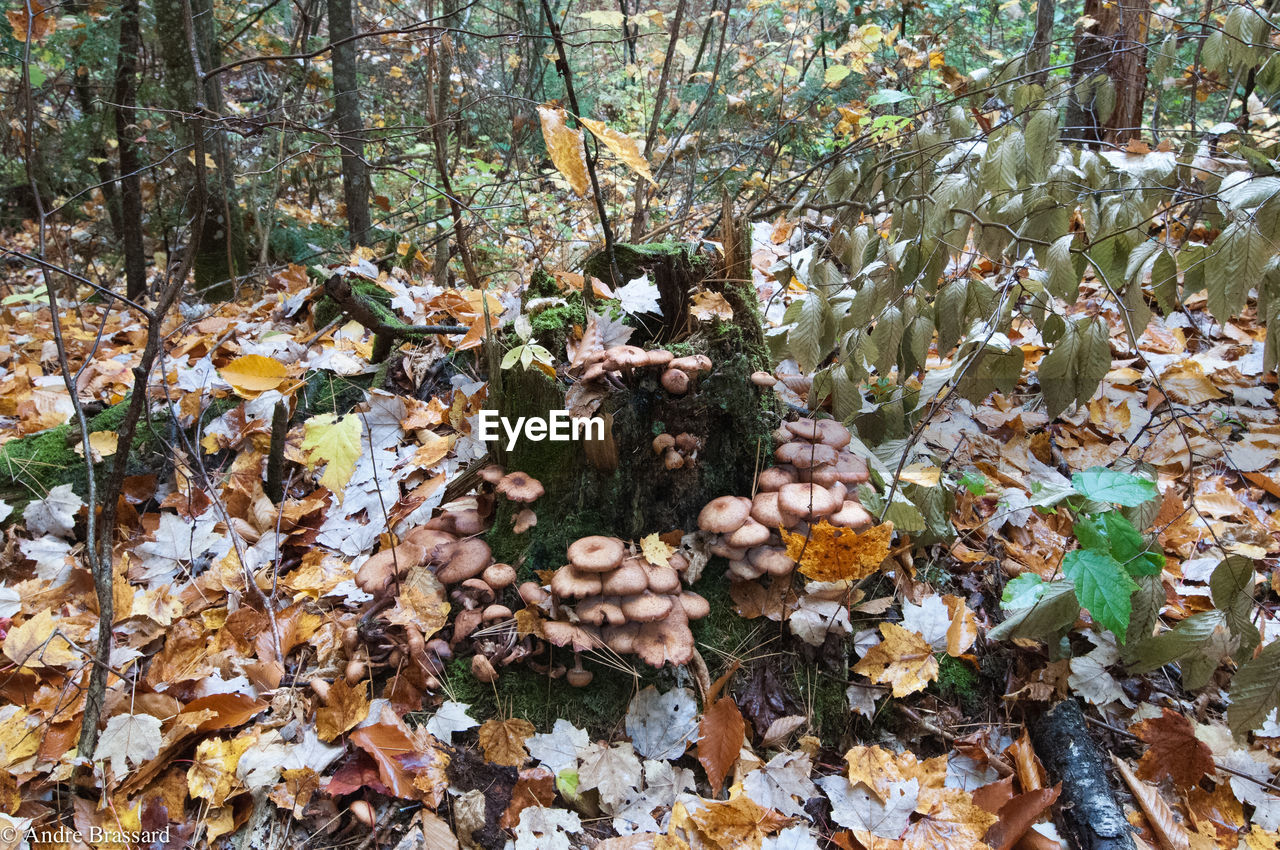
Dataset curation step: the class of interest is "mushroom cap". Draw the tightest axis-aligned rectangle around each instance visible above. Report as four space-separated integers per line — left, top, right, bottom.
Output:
679 591 711 620
816 420 852 449
777 482 839 519
404 527 458 557
435 538 493 584
604 623 640 654
674 433 701 453
830 500 874 530
832 453 871 485
748 545 796 577
785 419 824 442
756 466 798 492
518 581 549 606
482 604 513 622
652 433 676 454
602 562 649 596
807 464 839 488
827 481 848 504
568 535 626 572
496 471 545 503
621 592 675 622
482 563 518 590
750 371 776 387
750 492 789 530
726 518 771 549
707 540 749 561
661 368 690 395
645 349 675 367
513 508 538 534
663 448 685 470
471 654 499 683
451 509 487 536
356 541 425 593
698 495 753 534
542 620 598 651
670 354 712 374
726 558 766 581
582 362 608 382
478 465 506 484
577 596 626 627
634 606 693 667
456 578 496 607
453 609 484 643
567 667 594 687
551 565 603 599
645 564 682 594
669 551 690 572
776 441 838 469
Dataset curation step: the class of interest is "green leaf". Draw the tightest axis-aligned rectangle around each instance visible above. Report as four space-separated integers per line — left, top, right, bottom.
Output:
789 291 827 373
1127 609 1229 689
1071 467 1158 506
1150 250 1178 315
867 88 916 106
1075 511 1164 577
1062 549 1138 640
1002 573 1046 608
958 470 988 496
1043 234 1079 302
1227 639 1280 739
302 413 365 497
825 65 853 85
989 580 1080 644
1210 556 1254 610
1039 316 1111 418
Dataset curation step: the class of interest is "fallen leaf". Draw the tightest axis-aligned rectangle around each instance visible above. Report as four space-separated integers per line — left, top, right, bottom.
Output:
218 354 289 398
698 697 745 796
301 413 364 496
316 678 370 742
478 717 535 767
782 521 894 582
1112 755 1192 850
2 608 78 668
1131 708 1215 789
853 622 939 697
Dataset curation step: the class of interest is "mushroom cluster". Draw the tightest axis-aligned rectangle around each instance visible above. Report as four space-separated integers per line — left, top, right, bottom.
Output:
519 535 710 681
651 432 703 469
698 418 873 582
572 345 713 396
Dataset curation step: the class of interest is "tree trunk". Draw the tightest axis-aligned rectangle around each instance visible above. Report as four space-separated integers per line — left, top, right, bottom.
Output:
1065 0 1151 144
72 69 122 241
114 0 147 299
1028 0 1056 86
328 0 371 248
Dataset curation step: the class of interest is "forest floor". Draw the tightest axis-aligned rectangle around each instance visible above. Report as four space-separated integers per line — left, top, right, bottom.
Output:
0 211 1278 850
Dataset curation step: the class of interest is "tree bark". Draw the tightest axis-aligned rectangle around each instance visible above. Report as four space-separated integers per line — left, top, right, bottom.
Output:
1031 700 1137 850
1028 0 1056 86
114 0 147 298
328 0 372 248
1065 0 1151 144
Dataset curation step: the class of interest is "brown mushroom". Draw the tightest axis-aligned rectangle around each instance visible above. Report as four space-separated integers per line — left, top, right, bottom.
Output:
832 453 871 485
435 538 494 585
679 591 711 620
602 561 649 596
726 518 771 549
513 508 538 534
518 581 550 606
670 354 712 374
777 482 839 520
669 551 690 572
404 527 458 556
478 465 506 485
663 448 685 470
482 563 517 590
550 565 602 599
645 564 682 594
450 509 487 536
621 592 674 622
750 492 792 529
567 535 626 572
749 546 796 577
577 596 627 627
603 623 639 654
356 541 427 593
757 465 798 491
726 558 766 581
830 500 874 530
482 604 513 623
697 495 752 533
707 540 749 561
634 606 694 667
750 371 776 387
646 349 675 367
496 471 545 503
776 441 838 468
661 368 690 395
471 654 499 683
652 433 676 454
674 433 701 453
452 578 496 609
567 657 594 687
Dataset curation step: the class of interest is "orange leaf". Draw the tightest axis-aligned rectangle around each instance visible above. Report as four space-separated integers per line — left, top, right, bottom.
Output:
499 766 556 828
350 724 419 799
184 694 269 733
477 717 535 767
697 697 744 796
6 0 54 42
781 520 893 582
316 679 370 742
537 105 590 197
983 784 1061 850
1111 755 1191 850
852 622 939 697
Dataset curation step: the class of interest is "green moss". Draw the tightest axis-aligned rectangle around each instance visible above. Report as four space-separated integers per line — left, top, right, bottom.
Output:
528 302 587 353
933 653 981 713
794 662 851 745
582 242 700 283
527 267 559 299
297 370 373 419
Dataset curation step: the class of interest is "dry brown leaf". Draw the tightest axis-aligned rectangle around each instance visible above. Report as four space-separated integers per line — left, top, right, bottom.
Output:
983 784 1061 850
2 608 79 669
500 766 557 828
538 105 590 196
350 723 420 799
1004 729 1048 793
1112 755 1192 850
853 622 939 697
6 0 54 42
943 594 978 657
580 117 657 185
477 717 535 767
1131 709 1215 790
782 520 894 582
697 697 745 796
316 678 370 742
674 794 789 848
1185 782 1245 849
1158 360 1225 405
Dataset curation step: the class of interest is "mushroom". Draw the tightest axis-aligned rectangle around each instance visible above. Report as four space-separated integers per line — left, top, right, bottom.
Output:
750 371 776 387
645 564 682 594
435 538 494 585
567 536 626 572
777 482 839 520
750 492 793 529
356 541 426 593
674 433 701 453
602 561 649 596
749 546 796 577
776 441 838 468
831 453 870 485
646 350 675 367
496 471 545 503
513 508 538 533
726 518 771 549
663 448 685 470
482 604 513 623
726 558 765 581
707 540 749 560
478 465 506 485
482 563 517 590
578 596 627 627
756 466 797 492
661 368 690 395
451 578 495 610
679 591 710 620
471 654 499 683
603 623 639 655
404 527 458 555
450 509 487 536
670 354 712 374
652 433 676 454
550 565 602 599
567 657 594 687
830 500 874 530
621 592 674 622
518 581 550 606
698 495 752 534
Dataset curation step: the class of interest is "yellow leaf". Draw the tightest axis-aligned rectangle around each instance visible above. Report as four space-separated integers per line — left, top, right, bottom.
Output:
537 105 590 197
852 622 938 697
781 520 893 582
2 609 78 669
218 354 289 398
186 150 219 170
89 431 119 457
187 735 254 805
580 117 657 186
825 65 853 85
477 718 535 767
411 431 452 468
0 708 40 768
316 679 370 742
301 413 364 497
899 463 941 487
943 594 978 657
640 532 673 569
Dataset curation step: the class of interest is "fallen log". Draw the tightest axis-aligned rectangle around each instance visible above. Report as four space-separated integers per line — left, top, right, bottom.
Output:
1031 699 1136 850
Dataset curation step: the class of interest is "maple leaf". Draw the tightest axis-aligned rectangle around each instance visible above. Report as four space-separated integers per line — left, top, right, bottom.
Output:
640 533 674 569
514 806 582 850
527 718 589 778
94 713 162 778
302 413 364 497
782 521 893 582
818 775 917 838
2 608 79 668
1131 708 1215 789
902 786 1000 850
316 678 370 742
698 697 745 796
188 735 254 805
615 275 664 316
425 701 478 745
22 483 82 538
580 117 657 185
578 741 643 807
742 752 818 818
478 717 535 767
853 622 939 697
677 794 790 848
218 354 290 398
